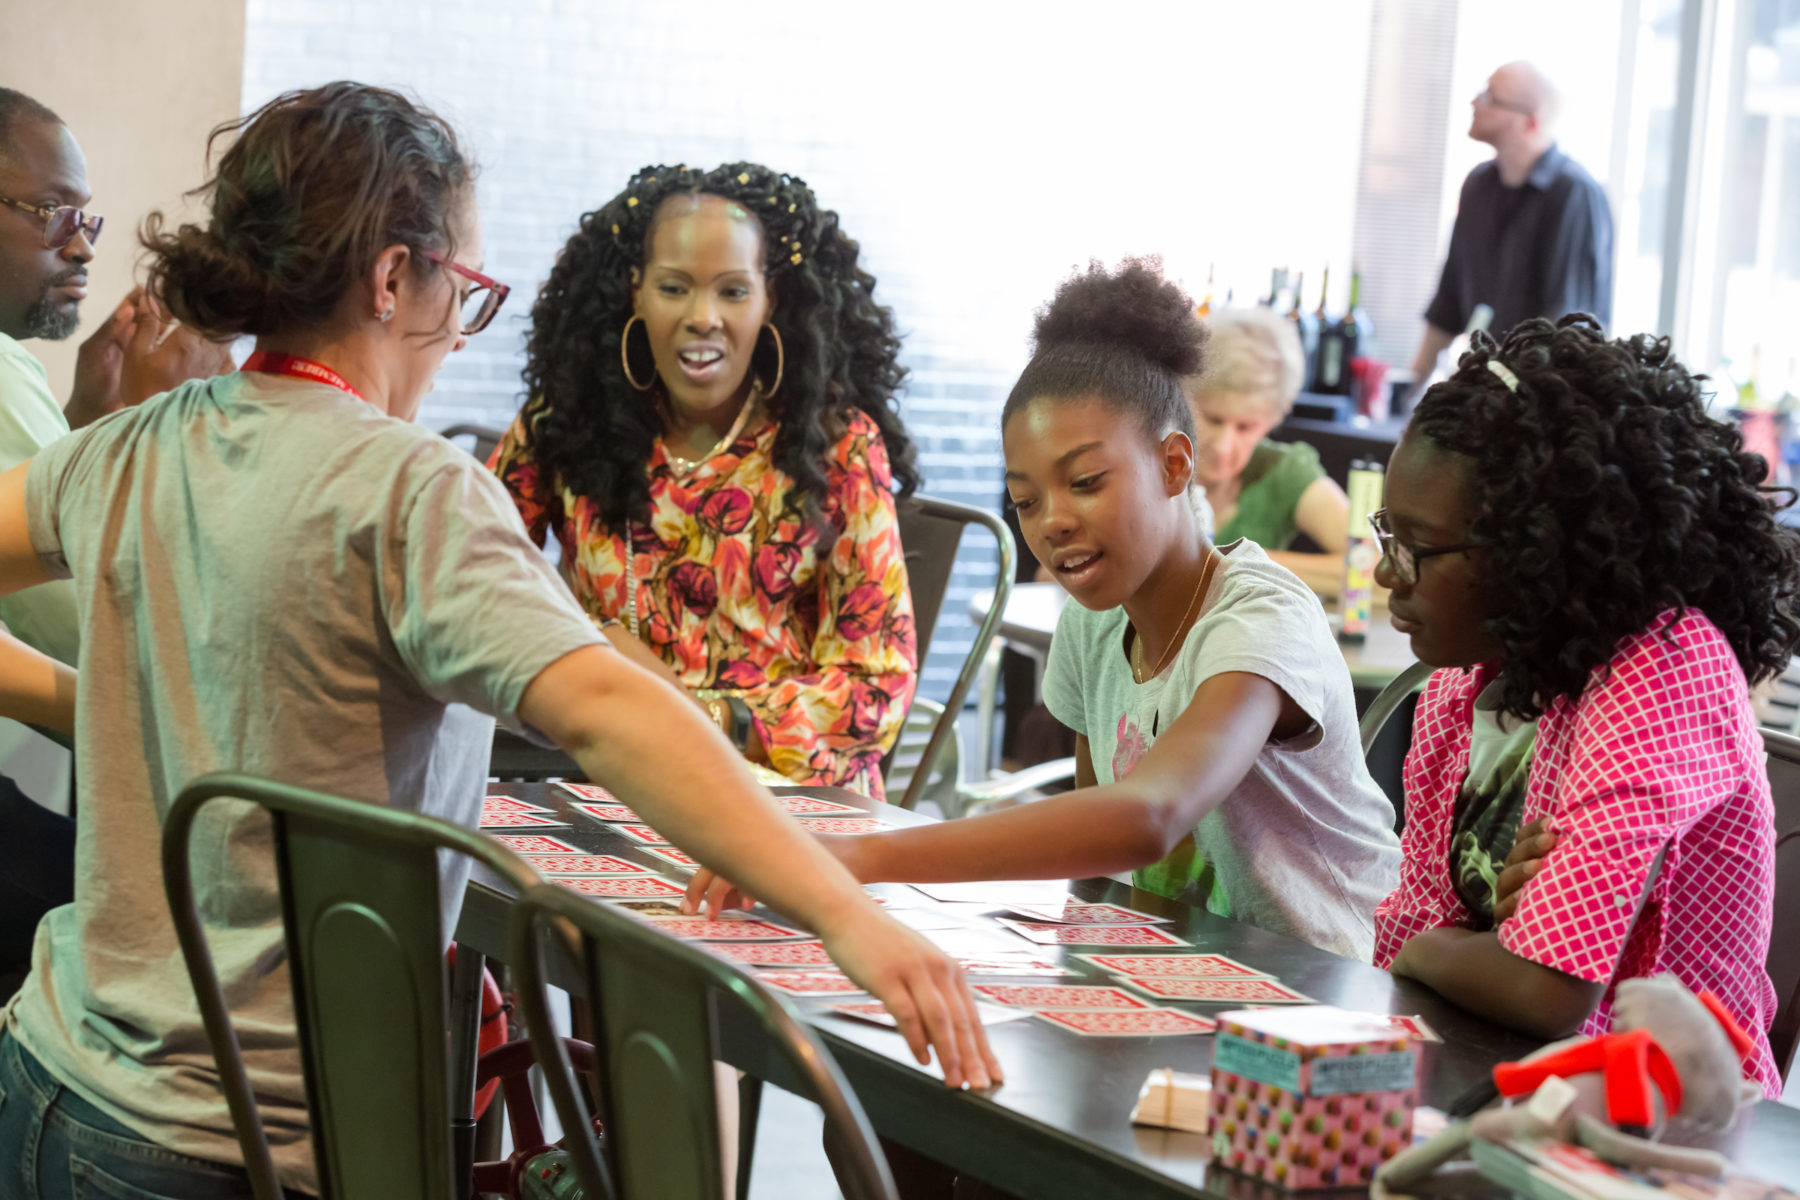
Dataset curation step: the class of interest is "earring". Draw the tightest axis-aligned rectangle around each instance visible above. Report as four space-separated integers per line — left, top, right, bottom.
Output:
620 314 655 392
760 323 784 398
377 307 394 324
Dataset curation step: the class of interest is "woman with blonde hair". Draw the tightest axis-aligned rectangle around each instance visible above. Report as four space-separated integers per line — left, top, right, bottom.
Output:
1188 307 1349 589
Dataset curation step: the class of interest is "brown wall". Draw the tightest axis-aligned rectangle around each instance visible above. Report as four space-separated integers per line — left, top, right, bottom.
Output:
9 0 246 399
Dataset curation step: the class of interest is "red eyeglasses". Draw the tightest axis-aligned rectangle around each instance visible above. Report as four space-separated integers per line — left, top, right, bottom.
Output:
425 250 509 336
0 195 103 250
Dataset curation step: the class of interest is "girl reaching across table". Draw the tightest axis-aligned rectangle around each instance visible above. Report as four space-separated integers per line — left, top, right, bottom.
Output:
688 258 1401 961
0 84 995 1200
491 164 919 800
1373 315 1795 1097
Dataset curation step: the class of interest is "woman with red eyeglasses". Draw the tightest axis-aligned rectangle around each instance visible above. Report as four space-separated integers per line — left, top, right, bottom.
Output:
0 83 997 1200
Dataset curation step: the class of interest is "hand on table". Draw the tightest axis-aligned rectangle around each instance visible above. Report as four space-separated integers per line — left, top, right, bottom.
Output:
1493 816 1558 924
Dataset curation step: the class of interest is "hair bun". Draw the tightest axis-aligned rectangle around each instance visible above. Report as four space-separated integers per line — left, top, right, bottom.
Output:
1032 257 1206 379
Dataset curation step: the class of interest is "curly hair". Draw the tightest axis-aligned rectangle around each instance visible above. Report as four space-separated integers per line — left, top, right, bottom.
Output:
1004 256 1205 441
1412 314 1800 720
517 162 918 530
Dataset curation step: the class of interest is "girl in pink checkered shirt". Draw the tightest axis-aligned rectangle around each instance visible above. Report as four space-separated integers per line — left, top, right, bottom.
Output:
1372 314 1799 1096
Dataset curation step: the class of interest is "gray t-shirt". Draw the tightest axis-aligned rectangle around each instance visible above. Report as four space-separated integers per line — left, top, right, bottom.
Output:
3 371 603 1192
1043 540 1399 961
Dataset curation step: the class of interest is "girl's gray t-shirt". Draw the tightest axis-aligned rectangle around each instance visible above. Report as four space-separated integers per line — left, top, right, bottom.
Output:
3 371 604 1193
1042 539 1400 961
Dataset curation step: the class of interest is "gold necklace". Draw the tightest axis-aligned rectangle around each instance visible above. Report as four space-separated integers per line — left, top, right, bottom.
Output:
661 388 760 478
1130 550 1218 684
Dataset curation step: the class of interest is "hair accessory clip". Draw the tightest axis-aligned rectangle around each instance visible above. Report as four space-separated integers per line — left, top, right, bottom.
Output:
788 203 797 213
738 172 750 184
1487 359 1520 393
627 197 638 208
611 223 620 236
790 252 802 265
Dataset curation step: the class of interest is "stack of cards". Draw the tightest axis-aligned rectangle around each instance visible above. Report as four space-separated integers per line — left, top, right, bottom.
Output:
479 795 569 830
755 970 866 997
1129 1069 1212 1133
555 782 619 804
998 921 1187 948
1074 954 1314 1005
1001 902 1171 927
572 802 640 822
775 795 864 816
556 876 687 899
635 916 805 941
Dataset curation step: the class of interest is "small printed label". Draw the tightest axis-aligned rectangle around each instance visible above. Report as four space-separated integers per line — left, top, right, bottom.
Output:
1213 1033 1301 1091
1309 1050 1418 1095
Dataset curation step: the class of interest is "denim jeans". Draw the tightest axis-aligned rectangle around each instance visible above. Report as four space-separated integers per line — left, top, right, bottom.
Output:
0 1031 255 1200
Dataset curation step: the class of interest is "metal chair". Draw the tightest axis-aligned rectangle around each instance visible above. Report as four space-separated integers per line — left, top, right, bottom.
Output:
509 880 899 1200
441 423 507 466
161 772 542 1200
883 495 1015 810
1759 728 1800 1082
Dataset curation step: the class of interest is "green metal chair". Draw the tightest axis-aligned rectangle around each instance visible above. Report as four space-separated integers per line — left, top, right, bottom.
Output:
508 881 898 1200
161 771 542 1200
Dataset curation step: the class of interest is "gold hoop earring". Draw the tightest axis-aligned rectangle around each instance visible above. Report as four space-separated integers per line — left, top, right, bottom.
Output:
620 315 655 392
761 323 784 398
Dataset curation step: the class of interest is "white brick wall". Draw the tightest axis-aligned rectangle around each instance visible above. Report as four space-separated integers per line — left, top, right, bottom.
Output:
243 0 1373 701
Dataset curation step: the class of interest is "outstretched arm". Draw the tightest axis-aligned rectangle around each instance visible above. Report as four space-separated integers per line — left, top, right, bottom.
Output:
0 461 75 732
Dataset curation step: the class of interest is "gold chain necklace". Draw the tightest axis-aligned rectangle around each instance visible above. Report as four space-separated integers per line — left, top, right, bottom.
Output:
1130 550 1218 684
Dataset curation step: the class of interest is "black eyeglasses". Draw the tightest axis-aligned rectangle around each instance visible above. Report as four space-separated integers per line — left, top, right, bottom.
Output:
0 195 103 250
1368 508 1476 586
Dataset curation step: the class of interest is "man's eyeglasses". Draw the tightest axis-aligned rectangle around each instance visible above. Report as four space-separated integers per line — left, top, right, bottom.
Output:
1473 89 1535 117
0 195 103 250
425 250 510 336
1368 508 1476 586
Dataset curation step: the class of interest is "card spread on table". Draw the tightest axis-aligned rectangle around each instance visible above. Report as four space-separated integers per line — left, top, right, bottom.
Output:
480 795 551 814
614 823 669 845
555 876 688 899
997 920 1186 948
1120 976 1313 1004
607 899 688 916
706 940 835 967
637 916 805 941
775 795 864 816
477 811 569 829
755 970 865 996
1076 953 1272 980
492 834 581 855
522 854 651 876
1034 1007 1218 1037
646 846 701 871
955 957 1081 978
970 984 1154 1011
791 817 896 835
572 803 640 823
555 782 619 803
1001 902 1171 926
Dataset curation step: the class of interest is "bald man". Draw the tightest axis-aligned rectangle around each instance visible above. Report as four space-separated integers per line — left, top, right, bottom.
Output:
1409 62 1614 386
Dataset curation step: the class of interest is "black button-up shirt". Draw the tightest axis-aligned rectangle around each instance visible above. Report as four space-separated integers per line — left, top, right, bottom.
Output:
1425 144 1614 338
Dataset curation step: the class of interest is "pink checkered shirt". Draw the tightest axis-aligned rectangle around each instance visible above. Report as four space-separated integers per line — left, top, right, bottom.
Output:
1374 609 1781 1096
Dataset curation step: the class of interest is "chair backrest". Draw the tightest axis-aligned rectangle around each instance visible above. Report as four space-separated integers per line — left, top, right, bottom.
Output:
1359 660 1433 756
1754 654 1800 734
1358 660 1432 835
888 495 1015 809
441 423 507 466
161 772 541 1200
509 882 897 1200
1759 728 1800 1082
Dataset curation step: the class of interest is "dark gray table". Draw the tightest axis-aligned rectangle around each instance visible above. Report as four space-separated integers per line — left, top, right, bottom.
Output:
455 783 1800 1197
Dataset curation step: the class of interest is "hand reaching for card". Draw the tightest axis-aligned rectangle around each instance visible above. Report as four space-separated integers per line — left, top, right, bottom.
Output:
685 834 866 919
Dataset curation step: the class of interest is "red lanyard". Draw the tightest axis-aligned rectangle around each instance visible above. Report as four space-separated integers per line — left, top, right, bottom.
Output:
241 351 363 402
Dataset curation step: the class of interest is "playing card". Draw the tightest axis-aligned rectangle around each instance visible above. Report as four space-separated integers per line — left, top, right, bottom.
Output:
555 876 688 899
1034 1007 1217 1037
755 970 865 996
1076 953 1272 980
522 854 651 876
1002 902 1171 926
705 940 835 968
1120 977 1313 1004
492 834 581 855
791 817 896 834
1382 1014 1443 1043
555 782 619 803
478 811 569 828
997 920 1186 948
775 795 865 816
970 984 1153 1010
646 846 700 871
480 796 551 814
572 803 640 822
955 957 1081 978
614 823 669 845
637 917 805 941
607 899 688 916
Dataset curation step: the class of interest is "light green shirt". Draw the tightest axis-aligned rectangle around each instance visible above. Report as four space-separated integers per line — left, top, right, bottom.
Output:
0 332 76 663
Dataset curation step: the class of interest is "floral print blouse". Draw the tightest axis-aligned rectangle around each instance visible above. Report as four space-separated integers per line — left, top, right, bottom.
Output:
491 408 917 800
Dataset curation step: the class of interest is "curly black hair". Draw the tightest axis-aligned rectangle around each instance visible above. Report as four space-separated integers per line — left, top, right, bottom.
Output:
1004 256 1206 440
517 162 918 530
1412 314 1800 720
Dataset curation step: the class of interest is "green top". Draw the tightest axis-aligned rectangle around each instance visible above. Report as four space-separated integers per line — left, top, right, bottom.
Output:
0 331 76 663
1213 439 1327 551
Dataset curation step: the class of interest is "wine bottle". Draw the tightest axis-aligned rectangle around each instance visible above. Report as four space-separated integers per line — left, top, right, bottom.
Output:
1312 267 1361 396
1286 270 1319 388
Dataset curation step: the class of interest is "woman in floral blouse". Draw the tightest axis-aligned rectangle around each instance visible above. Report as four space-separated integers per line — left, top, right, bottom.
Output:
492 163 921 798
